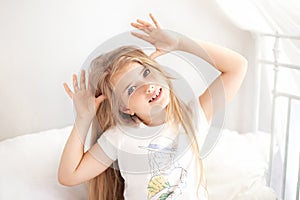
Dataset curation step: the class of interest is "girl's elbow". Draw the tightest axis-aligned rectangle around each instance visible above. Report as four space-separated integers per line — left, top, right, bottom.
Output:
58 173 80 186
58 175 71 186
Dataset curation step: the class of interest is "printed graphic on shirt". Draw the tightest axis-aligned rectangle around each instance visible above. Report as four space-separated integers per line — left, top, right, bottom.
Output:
139 136 187 200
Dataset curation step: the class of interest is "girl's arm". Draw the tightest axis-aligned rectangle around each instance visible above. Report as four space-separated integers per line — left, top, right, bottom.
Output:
131 14 248 123
58 121 112 186
58 71 112 186
177 38 248 123
198 41 247 123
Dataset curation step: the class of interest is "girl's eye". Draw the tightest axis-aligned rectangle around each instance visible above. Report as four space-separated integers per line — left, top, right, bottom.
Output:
128 86 136 95
143 68 151 77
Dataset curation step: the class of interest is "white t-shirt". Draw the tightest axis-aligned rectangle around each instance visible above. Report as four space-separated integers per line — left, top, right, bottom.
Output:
95 98 210 200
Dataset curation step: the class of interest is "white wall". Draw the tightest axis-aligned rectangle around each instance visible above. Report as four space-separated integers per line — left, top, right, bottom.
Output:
0 0 254 140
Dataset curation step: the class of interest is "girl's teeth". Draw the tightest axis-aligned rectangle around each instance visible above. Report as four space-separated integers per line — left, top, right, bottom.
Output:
149 88 161 103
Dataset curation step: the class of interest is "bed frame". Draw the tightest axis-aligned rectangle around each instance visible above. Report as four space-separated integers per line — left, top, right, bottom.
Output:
258 32 300 200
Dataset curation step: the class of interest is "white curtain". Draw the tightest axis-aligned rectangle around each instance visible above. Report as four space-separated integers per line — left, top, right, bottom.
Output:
215 0 300 199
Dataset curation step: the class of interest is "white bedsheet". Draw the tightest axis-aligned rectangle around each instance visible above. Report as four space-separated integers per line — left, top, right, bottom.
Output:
0 126 278 200
203 129 278 200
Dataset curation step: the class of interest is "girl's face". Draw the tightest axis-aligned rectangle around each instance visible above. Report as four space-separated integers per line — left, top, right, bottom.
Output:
111 62 170 123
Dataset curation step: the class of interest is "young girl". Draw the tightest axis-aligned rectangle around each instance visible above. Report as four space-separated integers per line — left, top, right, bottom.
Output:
58 14 248 200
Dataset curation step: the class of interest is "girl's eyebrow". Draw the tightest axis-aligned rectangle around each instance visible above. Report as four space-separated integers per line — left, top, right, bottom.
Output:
123 66 146 92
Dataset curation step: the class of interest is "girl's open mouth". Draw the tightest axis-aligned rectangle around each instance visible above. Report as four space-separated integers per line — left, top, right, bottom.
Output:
148 88 162 103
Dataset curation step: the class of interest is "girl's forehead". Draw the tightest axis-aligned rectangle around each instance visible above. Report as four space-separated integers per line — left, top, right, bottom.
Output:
110 62 144 87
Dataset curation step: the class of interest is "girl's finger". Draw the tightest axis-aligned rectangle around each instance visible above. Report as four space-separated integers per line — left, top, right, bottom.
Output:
131 32 154 44
63 83 73 99
80 70 86 90
131 22 152 34
87 82 92 92
73 74 79 92
131 22 143 29
136 18 153 28
149 13 161 29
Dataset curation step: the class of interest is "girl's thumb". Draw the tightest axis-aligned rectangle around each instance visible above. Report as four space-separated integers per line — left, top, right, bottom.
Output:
150 50 163 60
95 95 107 107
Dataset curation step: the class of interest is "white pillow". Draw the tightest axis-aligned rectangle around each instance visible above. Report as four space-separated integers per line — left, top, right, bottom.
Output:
203 129 278 200
0 126 88 200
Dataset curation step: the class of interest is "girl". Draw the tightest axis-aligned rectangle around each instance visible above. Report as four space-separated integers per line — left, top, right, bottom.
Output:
58 13 248 200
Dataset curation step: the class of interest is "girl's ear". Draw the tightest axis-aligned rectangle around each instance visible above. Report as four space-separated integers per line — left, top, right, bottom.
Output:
119 105 134 115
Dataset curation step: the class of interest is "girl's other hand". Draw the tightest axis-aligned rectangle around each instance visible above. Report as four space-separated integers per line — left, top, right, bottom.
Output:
63 70 106 122
131 13 180 59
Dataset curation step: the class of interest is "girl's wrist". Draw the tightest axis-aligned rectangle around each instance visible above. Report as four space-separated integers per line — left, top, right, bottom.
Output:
75 116 92 127
175 35 193 52
175 35 184 51
74 117 92 144
168 31 183 52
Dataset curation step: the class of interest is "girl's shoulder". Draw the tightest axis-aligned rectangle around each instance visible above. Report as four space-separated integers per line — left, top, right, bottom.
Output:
99 124 144 141
98 126 123 143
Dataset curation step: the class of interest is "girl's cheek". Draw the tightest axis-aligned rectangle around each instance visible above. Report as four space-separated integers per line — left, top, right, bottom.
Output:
128 92 139 106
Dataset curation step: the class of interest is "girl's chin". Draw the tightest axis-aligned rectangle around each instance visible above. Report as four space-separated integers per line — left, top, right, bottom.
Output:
148 106 164 116
149 101 169 114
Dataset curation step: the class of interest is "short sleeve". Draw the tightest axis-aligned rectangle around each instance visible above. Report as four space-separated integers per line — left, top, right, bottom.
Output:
95 128 122 161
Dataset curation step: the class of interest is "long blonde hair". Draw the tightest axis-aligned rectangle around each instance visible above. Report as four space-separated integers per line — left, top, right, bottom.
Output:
88 46 206 200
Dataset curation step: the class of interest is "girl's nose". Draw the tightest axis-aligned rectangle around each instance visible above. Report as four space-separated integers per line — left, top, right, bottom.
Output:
146 84 155 94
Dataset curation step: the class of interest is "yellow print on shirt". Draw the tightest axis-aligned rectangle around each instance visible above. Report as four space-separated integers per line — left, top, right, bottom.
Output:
147 167 187 200
147 175 170 198
139 136 187 200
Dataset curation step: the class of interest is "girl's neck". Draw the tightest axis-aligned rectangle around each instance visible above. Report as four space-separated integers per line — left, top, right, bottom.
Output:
138 109 166 127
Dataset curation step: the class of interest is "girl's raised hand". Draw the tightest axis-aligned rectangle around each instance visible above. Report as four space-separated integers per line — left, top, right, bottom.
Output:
131 13 180 59
63 70 106 122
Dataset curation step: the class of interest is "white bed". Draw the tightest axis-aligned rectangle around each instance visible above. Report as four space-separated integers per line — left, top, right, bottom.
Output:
0 125 278 200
